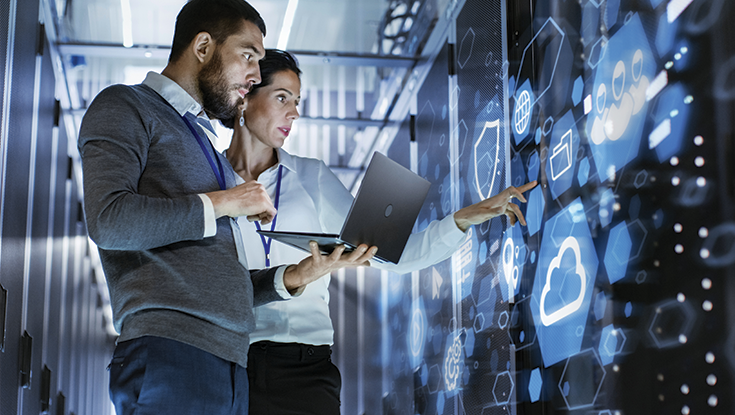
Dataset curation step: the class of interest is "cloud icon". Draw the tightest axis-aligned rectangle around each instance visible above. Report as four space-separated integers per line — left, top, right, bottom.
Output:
539 237 586 327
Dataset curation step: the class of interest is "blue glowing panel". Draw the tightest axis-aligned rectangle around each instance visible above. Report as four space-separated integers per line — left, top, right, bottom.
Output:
650 83 692 163
500 223 527 301
604 221 632 284
528 150 540 181
511 151 526 188
529 368 542 403
470 96 504 203
443 331 465 396
571 76 584 106
598 324 626 366
604 0 620 29
513 79 535 144
594 291 607 321
545 111 580 200
527 186 545 237
598 188 614 228
408 297 428 370
577 157 590 187
581 1 600 46
655 12 678 57
530 198 599 367
586 14 655 182
457 227 478 301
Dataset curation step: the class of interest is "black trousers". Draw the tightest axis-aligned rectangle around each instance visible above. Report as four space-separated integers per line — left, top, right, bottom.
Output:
247 341 341 415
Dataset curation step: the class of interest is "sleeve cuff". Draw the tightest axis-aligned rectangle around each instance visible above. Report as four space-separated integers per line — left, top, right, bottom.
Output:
274 265 305 298
198 194 217 238
443 213 469 244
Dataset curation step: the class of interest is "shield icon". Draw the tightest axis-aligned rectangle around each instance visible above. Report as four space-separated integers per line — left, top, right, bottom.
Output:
473 120 501 200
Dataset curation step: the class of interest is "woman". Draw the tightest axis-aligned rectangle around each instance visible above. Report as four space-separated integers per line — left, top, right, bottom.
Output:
224 49 535 415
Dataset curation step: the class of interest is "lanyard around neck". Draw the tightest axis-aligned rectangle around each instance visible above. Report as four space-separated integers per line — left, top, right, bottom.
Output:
254 164 284 267
182 115 227 191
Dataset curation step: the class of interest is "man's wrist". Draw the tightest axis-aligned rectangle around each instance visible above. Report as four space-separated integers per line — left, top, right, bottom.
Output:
283 264 303 295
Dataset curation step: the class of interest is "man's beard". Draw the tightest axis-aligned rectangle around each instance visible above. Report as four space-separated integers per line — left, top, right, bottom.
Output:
198 50 240 121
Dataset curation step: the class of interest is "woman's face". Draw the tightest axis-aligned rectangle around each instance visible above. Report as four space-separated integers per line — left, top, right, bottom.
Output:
242 69 301 149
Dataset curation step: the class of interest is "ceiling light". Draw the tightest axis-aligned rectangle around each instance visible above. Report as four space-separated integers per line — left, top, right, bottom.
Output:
277 0 299 50
120 0 134 48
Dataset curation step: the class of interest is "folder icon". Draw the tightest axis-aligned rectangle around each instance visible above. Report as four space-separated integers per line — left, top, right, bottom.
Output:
550 129 573 181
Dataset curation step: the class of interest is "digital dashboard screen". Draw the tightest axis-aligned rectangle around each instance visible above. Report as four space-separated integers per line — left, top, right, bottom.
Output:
374 0 735 414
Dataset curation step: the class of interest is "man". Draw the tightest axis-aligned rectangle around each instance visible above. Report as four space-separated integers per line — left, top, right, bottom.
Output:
78 1 373 414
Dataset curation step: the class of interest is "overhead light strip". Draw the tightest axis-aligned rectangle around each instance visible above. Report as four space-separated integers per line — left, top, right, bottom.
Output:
120 0 134 48
277 0 299 50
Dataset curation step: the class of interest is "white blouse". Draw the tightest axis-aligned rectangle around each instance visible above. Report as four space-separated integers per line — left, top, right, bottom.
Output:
236 149 466 346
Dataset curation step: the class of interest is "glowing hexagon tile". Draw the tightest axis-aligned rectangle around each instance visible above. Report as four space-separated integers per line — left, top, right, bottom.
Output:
530 198 599 367
586 14 655 182
508 296 537 351
500 223 527 301
526 186 545 236
546 110 580 200
493 371 514 405
598 324 626 365
598 189 615 228
443 332 464 395
648 299 696 348
572 76 584 106
527 150 540 181
558 349 606 409
513 79 535 145
604 0 620 29
581 1 600 45
650 83 692 162
594 291 607 321
458 27 475 69
604 221 632 284
577 157 590 187
529 368 542 402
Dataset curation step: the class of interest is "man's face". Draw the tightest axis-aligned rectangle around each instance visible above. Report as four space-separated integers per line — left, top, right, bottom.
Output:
198 20 265 120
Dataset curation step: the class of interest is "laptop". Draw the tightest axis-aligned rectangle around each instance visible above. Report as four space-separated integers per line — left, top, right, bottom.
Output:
257 152 431 264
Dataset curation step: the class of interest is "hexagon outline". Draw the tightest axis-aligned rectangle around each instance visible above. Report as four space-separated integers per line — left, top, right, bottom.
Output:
627 219 648 261
498 311 509 328
648 299 696 348
458 27 476 69
516 17 566 105
492 371 515 405
473 120 501 200
508 297 538 351
587 36 608 69
558 348 607 410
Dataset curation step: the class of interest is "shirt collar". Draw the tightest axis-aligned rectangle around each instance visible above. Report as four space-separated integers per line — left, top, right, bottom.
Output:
276 148 297 173
142 71 203 117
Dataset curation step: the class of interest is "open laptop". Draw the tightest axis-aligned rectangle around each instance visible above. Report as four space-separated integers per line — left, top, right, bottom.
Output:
257 152 431 264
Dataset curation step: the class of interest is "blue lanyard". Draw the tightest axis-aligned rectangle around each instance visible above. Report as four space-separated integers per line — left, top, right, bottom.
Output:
254 165 283 267
182 115 227 191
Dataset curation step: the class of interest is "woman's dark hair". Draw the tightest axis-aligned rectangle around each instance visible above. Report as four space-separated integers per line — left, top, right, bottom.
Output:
169 0 266 63
249 49 302 96
221 49 301 129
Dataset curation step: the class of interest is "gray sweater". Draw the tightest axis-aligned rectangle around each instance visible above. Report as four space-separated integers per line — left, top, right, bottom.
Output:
78 82 283 367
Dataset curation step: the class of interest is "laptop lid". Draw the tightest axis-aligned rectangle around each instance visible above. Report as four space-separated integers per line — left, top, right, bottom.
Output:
258 152 430 264
337 152 430 263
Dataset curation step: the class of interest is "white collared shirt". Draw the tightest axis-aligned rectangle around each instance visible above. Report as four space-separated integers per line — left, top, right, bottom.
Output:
237 149 467 345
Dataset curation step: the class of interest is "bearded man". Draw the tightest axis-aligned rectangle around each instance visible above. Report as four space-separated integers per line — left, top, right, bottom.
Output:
77 1 374 414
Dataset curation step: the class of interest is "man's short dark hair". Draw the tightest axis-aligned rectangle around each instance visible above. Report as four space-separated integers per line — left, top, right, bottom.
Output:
169 0 266 63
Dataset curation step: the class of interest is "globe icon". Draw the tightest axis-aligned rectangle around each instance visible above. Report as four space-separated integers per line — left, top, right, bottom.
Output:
514 90 532 135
